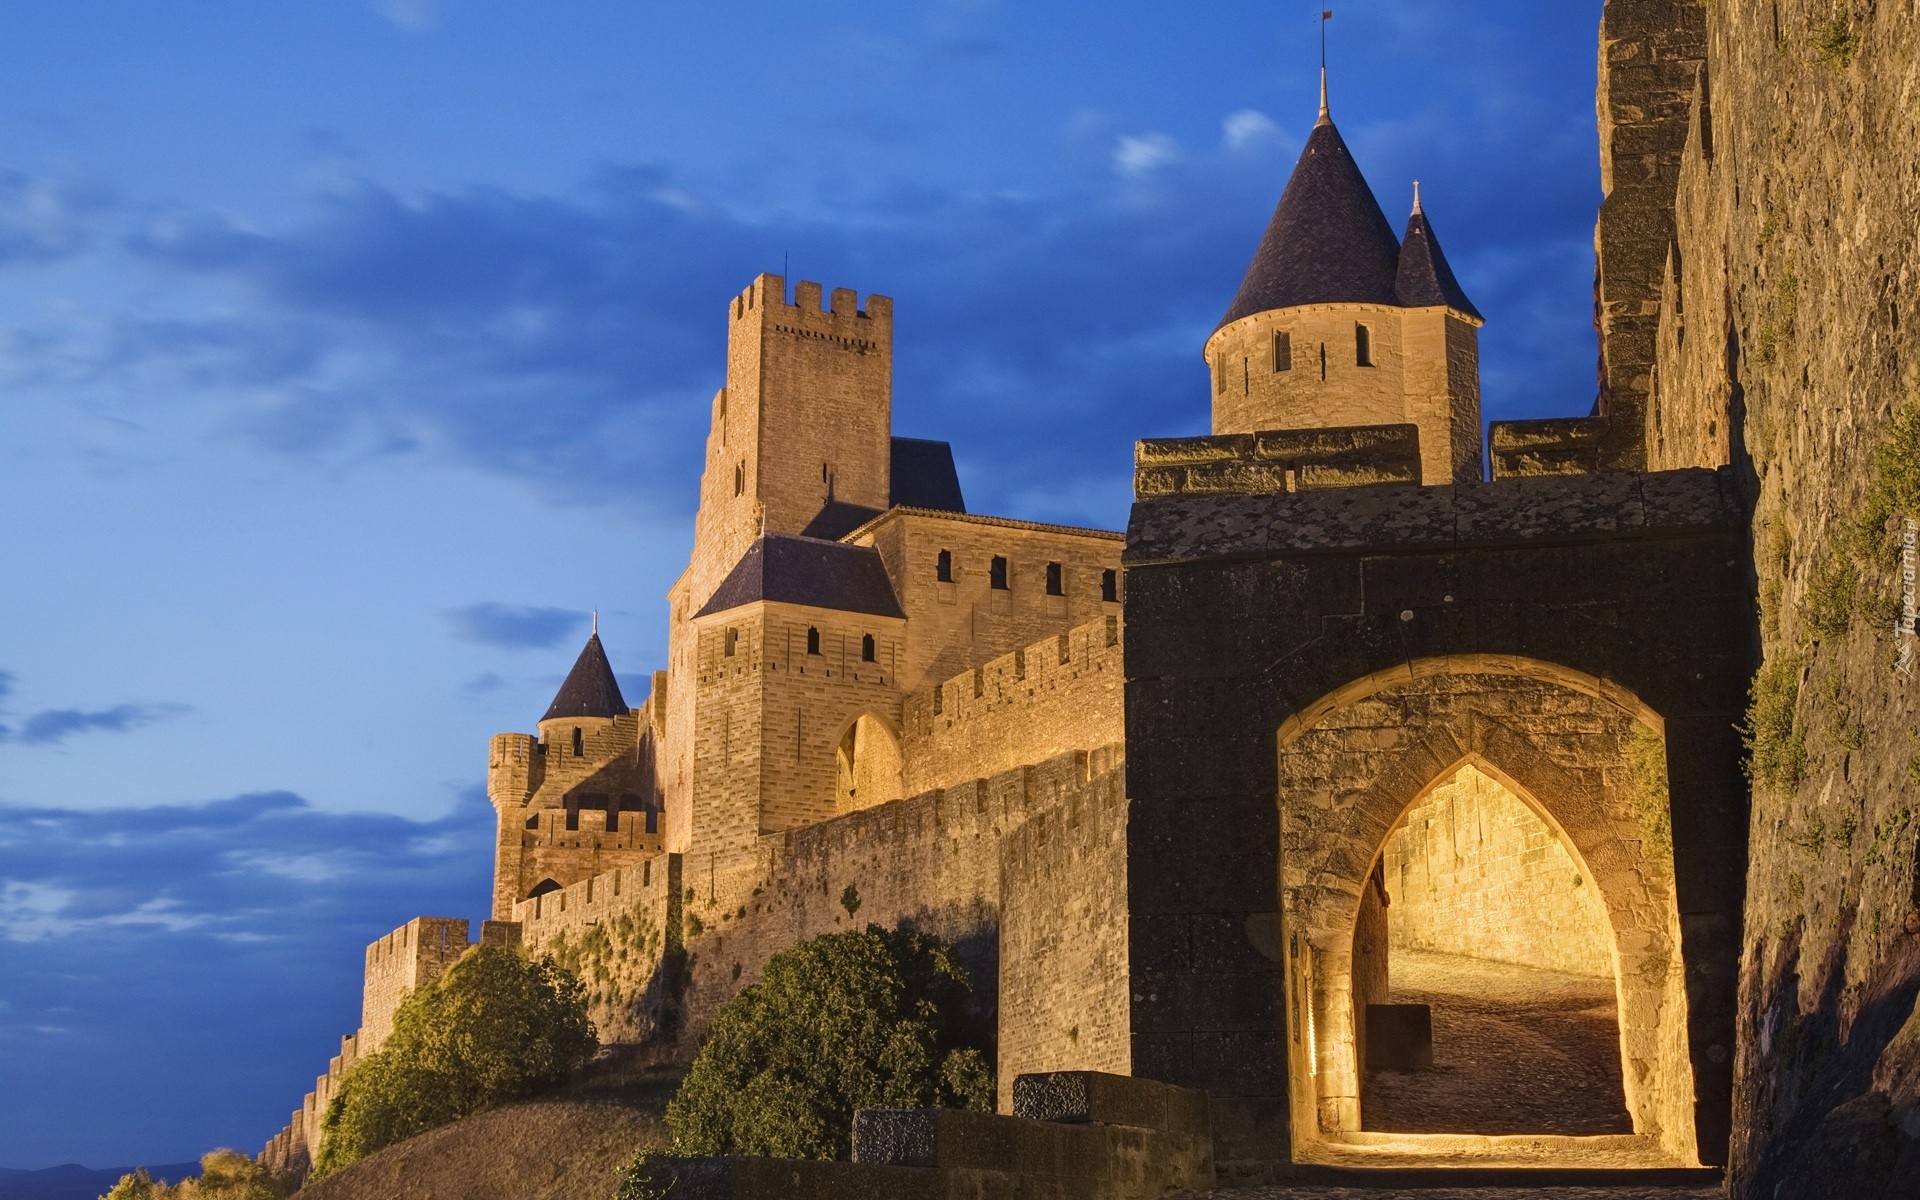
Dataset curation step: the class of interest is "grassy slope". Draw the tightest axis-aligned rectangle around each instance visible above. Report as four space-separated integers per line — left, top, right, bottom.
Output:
295 1066 678 1200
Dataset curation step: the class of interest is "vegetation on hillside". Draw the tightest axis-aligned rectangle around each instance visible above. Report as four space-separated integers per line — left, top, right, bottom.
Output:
655 925 992 1164
101 1151 291 1199
312 945 597 1178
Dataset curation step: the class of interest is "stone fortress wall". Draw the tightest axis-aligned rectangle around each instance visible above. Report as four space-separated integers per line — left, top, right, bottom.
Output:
262 613 1131 1176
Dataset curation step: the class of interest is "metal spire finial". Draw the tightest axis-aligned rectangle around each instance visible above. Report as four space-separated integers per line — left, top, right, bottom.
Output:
591 609 599 637
1317 9 1332 125
1412 180 1423 214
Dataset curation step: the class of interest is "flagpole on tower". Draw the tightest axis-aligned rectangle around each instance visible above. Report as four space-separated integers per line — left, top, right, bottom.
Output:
1318 8 1333 124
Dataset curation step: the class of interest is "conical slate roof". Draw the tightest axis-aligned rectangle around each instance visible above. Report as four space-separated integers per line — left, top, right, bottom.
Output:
542 631 627 721
1219 117 1403 326
1394 207 1481 320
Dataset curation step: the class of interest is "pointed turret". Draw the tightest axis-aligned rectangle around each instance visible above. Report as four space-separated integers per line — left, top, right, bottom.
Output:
1394 185 1482 320
1219 115 1402 327
1203 87 1485 486
542 629 627 721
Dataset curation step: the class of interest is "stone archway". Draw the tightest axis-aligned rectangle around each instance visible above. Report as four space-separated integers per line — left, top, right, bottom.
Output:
1276 662 1698 1168
834 711 903 813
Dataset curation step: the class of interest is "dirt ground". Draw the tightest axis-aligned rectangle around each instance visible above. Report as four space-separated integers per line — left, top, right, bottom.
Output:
1360 949 1632 1136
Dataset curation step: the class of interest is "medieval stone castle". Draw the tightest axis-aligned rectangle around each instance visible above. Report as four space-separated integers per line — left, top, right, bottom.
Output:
262 18 1772 1186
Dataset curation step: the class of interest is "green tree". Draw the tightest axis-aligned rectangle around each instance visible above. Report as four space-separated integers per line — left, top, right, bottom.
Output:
100 1151 289 1200
664 925 992 1161
313 946 597 1178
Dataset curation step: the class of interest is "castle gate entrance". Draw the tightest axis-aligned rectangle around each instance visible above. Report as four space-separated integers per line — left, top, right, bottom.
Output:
1274 662 1695 1168
1122 465 1753 1182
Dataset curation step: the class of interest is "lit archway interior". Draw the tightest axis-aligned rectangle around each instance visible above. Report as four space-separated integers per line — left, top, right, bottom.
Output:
1277 663 1698 1170
1358 760 1629 1136
835 714 902 813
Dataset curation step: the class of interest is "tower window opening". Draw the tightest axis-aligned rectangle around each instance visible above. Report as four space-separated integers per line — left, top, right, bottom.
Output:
571 727 583 757
1101 569 1119 602
1275 331 1293 372
724 628 738 657
1046 562 1064 596
990 556 1010 590
1356 323 1373 367
733 463 744 496
564 806 579 832
1242 357 1250 394
1213 352 1225 394
861 634 876 662
1319 343 1328 381
807 626 822 655
936 549 953 582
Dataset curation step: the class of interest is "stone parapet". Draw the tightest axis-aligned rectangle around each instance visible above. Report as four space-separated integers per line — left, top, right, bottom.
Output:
1134 425 1421 500
1488 417 1610 478
1126 465 1744 567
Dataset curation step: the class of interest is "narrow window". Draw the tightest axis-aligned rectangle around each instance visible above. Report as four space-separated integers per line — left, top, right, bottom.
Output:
571 727 583 757
1242 357 1249 394
1046 562 1063 596
1212 352 1225 394
861 634 876 662
1355 323 1373 367
606 805 619 833
1101 569 1118 602
807 626 821 655
936 549 953 583
724 628 737 657
990 556 1009 590
1274 331 1293 372
565 806 579 832
1319 343 1327 381
733 463 744 496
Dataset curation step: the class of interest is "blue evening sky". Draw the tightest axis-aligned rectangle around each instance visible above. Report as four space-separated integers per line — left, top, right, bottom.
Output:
0 0 1602 1168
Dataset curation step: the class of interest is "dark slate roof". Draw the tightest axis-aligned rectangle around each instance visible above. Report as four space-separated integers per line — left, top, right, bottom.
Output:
889 437 966 513
1394 209 1482 320
695 533 905 619
1220 118 1403 326
542 632 628 721
800 501 885 541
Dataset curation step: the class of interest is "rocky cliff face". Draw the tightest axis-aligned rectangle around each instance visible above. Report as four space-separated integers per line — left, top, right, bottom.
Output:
1617 0 1920 1194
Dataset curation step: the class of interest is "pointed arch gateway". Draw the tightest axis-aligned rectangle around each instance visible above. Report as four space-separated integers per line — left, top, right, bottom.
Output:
1275 658 1699 1169
833 711 903 814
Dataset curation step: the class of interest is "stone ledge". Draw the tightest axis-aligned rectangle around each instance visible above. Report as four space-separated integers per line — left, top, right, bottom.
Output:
1136 425 1421 499
1013 1071 1212 1139
1488 417 1608 479
1125 466 1744 566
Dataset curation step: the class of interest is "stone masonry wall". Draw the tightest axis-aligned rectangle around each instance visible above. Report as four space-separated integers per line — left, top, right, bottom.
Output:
676 747 1125 1054
513 854 680 1044
1628 1 1920 1193
360 916 473 1051
857 510 1124 695
997 762 1131 1109
900 616 1123 798
1383 760 1614 978
1594 0 1708 468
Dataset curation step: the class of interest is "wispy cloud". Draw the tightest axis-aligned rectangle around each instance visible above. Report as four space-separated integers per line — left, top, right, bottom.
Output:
444 603 586 650
0 788 492 1161
2 702 191 746
366 0 448 31
0 170 112 266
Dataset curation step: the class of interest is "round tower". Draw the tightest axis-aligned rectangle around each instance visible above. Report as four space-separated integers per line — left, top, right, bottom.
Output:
1204 78 1486 485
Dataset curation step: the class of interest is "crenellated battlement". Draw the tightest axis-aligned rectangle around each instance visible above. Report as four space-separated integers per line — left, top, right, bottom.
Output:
731 273 893 334
900 615 1124 796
